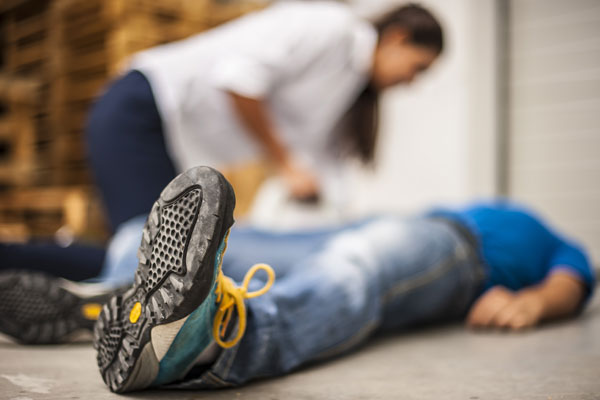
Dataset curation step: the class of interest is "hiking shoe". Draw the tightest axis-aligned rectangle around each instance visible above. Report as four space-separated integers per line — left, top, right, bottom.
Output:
0 270 113 344
93 166 274 393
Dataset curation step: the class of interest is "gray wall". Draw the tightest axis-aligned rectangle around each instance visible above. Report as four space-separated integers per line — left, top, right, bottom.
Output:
506 0 600 264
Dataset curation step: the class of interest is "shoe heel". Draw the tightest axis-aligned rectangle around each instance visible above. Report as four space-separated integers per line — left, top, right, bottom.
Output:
94 295 158 392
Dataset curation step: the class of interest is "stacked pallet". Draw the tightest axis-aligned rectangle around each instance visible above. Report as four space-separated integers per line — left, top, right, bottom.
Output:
0 73 40 187
0 0 101 242
49 0 211 187
0 185 107 242
1 0 54 187
50 0 264 138
0 0 266 242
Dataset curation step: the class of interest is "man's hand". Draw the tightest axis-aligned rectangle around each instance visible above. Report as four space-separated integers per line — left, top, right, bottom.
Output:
466 286 544 331
466 270 586 331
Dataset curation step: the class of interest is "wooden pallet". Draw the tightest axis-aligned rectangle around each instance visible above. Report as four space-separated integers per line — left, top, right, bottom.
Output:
0 0 31 15
3 0 57 77
45 0 264 182
0 0 269 241
0 72 41 104
0 71 65 187
0 185 108 241
0 115 36 187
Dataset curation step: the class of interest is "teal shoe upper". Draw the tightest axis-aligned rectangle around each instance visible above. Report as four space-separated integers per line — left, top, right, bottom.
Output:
151 237 227 386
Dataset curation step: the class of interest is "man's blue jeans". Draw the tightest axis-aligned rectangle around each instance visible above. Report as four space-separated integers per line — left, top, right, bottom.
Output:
100 215 486 387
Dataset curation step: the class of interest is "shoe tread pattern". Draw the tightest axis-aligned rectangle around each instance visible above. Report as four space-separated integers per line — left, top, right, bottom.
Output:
94 188 203 391
94 167 235 393
146 188 201 291
0 271 86 344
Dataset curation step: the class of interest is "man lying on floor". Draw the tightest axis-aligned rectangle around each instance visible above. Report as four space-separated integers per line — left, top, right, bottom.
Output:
0 166 595 393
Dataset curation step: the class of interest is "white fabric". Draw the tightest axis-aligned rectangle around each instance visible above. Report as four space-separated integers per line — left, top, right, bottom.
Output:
248 176 348 229
128 1 377 177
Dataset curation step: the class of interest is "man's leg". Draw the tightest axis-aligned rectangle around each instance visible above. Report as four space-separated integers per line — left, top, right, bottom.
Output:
172 217 485 388
94 166 241 392
93 215 147 288
88 218 355 288
92 166 378 392
223 219 375 282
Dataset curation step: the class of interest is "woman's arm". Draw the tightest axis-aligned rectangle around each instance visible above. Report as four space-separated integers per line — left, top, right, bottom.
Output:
466 270 586 331
212 7 361 201
228 92 320 200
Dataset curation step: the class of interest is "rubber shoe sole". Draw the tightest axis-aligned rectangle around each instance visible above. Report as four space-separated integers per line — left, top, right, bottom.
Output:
93 166 235 393
0 270 113 344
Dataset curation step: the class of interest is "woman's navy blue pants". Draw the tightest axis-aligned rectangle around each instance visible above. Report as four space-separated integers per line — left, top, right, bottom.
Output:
86 70 177 231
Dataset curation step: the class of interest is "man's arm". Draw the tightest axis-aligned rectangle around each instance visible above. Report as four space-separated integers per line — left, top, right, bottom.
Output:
466 270 586 331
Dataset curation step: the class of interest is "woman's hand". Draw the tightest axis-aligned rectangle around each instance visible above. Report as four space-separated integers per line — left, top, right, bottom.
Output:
228 91 322 202
466 286 545 331
280 161 321 202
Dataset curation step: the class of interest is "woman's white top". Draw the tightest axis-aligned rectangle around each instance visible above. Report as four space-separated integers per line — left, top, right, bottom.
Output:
129 0 377 175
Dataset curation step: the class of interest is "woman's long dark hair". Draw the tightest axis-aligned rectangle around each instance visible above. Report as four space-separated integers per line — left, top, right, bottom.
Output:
333 4 444 164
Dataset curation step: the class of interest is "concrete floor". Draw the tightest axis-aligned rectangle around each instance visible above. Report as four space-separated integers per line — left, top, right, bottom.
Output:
1 292 599 400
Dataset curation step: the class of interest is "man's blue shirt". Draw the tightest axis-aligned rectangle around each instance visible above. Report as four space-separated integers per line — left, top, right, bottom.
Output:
429 201 596 298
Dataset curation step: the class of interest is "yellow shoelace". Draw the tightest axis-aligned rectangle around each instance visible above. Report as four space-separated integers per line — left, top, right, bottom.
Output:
213 264 275 348
212 231 275 348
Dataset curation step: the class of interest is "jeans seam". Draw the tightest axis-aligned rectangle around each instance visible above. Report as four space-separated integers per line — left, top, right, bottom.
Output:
211 330 242 383
205 371 234 387
185 321 243 387
221 344 240 378
312 320 378 361
381 244 469 305
176 360 238 388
